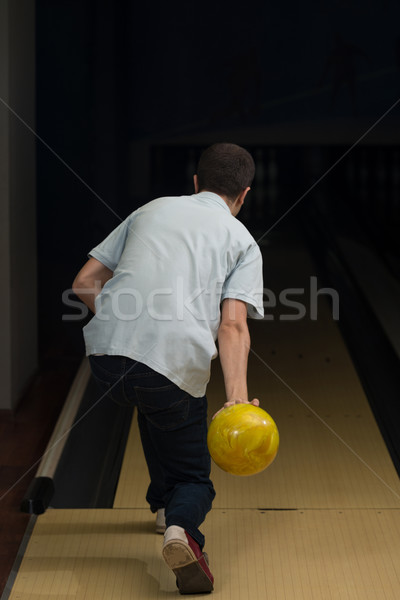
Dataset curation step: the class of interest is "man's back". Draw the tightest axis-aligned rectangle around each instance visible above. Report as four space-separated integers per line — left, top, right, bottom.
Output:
83 191 263 397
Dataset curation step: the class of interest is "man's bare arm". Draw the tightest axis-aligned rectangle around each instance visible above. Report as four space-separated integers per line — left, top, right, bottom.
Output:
216 298 259 416
72 257 113 314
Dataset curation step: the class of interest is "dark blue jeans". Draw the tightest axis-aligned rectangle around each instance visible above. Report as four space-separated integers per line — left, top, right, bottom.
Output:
89 355 215 549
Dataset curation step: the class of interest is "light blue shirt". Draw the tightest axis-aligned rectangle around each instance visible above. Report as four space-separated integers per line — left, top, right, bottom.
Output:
83 192 264 397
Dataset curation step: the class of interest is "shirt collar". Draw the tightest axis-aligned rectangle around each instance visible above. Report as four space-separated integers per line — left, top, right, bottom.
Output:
194 191 231 214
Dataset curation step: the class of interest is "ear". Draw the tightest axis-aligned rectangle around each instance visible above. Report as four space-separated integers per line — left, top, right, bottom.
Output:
193 174 199 193
237 186 250 208
230 188 250 217
230 187 250 216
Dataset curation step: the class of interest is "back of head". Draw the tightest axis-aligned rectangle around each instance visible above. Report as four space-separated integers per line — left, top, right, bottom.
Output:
196 143 255 201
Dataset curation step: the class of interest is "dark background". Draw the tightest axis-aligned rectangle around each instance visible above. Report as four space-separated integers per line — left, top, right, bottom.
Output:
2 3 399 590
35 0 400 361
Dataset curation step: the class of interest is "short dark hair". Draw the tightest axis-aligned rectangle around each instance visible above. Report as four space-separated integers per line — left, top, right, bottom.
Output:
196 143 255 201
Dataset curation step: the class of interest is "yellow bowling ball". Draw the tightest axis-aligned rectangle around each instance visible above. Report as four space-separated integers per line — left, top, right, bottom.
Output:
207 404 279 476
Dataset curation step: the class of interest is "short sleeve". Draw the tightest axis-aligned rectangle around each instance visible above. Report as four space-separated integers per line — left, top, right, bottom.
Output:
88 214 135 271
221 243 264 319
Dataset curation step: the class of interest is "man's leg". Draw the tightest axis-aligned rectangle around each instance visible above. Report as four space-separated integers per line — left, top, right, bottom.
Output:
137 410 168 532
89 356 215 592
135 389 215 594
135 390 215 549
137 410 167 512
161 396 215 549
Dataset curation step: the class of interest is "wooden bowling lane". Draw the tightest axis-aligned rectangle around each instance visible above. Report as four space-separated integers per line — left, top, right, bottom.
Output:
6 508 400 599
113 351 400 511
5 231 400 599
208 316 400 510
114 236 400 511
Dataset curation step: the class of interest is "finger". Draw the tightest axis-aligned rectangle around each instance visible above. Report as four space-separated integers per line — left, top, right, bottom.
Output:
212 406 227 419
251 398 260 406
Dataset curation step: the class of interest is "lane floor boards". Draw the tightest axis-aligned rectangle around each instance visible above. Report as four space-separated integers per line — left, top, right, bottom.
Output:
115 237 400 511
6 508 400 600
6 232 400 599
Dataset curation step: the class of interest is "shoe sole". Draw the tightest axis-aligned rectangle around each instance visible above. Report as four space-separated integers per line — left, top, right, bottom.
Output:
162 540 214 594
